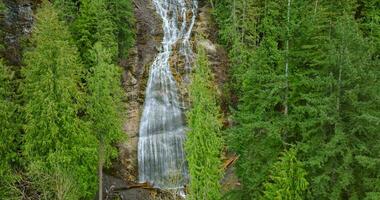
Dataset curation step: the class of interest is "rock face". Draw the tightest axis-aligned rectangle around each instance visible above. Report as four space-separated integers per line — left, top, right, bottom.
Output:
119 0 163 182
119 0 230 188
194 6 240 194
96 174 182 200
194 5 229 112
1 0 35 65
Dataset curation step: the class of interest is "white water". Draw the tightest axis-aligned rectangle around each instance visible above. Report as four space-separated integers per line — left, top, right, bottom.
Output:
138 0 198 189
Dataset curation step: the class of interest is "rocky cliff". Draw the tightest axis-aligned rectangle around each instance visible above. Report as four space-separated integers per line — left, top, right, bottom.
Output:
1 0 35 66
118 0 229 185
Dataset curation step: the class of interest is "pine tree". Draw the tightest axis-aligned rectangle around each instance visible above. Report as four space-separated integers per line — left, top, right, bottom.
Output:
185 46 223 200
22 2 98 199
261 148 309 200
86 42 124 199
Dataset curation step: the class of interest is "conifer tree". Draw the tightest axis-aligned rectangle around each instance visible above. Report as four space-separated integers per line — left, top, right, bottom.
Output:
307 9 380 199
86 42 124 199
225 1 288 198
262 148 309 200
0 60 21 199
214 0 380 199
185 46 223 200
53 0 80 23
72 0 117 65
105 0 135 60
0 4 21 199
22 2 98 198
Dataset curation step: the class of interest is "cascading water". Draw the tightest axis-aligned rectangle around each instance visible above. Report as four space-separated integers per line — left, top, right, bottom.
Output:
138 0 198 190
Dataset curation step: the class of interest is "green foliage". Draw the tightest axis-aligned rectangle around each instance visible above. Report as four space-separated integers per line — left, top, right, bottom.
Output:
106 0 135 59
0 4 21 199
27 162 80 200
0 1 6 52
0 166 20 200
216 1 287 198
213 0 380 199
307 12 380 200
0 0 134 198
0 1 4 12
0 60 16 172
21 3 98 199
71 0 135 65
53 0 80 23
0 61 21 199
262 148 309 200
87 42 124 166
72 0 118 65
185 46 223 200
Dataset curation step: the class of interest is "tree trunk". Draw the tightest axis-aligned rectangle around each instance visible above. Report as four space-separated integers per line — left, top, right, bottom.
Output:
99 142 104 200
284 0 291 116
314 0 319 16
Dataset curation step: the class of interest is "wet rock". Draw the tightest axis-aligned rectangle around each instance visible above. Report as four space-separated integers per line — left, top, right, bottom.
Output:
194 6 229 112
2 0 35 65
192 5 241 194
198 38 217 54
118 1 232 196
118 0 163 183
96 174 184 200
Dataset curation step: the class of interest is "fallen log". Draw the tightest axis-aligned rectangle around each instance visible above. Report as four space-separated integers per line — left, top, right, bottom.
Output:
223 155 239 170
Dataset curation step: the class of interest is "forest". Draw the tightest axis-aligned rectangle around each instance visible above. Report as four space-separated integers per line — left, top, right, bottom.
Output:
0 0 379 199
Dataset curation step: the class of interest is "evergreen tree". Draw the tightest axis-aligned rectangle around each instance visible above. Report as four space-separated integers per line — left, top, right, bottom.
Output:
22 2 98 199
185 46 223 200
53 0 80 23
0 4 21 199
222 1 287 198
262 148 309 200
0 60 21 199
72 0 117 65
105 0 135 60
307 10 380 199
86 42 124 199
71 0 135 64
213 0 380 199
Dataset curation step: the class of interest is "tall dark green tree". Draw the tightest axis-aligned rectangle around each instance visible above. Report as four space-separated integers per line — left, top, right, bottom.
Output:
22 2 98 199
53 0 135 62
213 0 380 199
106 0 135 60
86 42 124 199
72 0 117 65
220 1 287 198
185 46 223 200
308 10 380 199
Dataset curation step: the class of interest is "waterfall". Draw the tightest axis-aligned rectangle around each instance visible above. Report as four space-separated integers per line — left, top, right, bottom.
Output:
138 0 198 190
